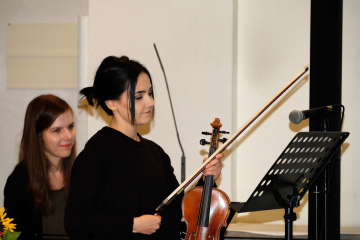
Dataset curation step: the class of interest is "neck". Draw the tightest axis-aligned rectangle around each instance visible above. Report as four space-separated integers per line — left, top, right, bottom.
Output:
47 160 65 190
47 157 63 173
109 117 138 141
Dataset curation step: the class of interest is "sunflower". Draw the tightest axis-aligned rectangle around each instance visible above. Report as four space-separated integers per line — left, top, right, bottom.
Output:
0 207 16 234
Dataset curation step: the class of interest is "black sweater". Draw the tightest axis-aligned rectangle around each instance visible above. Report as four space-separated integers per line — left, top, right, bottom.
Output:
3 162 43 239
65 127 184 240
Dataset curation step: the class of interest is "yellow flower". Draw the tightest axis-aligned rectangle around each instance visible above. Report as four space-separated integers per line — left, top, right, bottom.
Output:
0 207 17 233
0 207 6 220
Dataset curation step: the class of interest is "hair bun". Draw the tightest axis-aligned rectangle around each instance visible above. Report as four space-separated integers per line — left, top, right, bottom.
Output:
119 56 130 62
79 86 95 106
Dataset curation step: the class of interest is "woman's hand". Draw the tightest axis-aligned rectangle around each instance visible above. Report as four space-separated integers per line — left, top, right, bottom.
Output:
202 153 223 181
133 214 161 235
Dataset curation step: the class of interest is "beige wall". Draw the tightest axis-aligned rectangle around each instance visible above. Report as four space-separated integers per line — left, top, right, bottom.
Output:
0 0 88 205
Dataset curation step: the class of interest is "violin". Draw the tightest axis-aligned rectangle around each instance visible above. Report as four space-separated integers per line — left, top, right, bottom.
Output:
181 118 231 240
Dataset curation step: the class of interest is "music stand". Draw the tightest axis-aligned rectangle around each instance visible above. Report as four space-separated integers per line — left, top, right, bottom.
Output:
230 131 349 240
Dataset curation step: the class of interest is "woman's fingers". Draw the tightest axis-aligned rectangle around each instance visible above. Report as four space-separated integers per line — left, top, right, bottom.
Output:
202 154 223 180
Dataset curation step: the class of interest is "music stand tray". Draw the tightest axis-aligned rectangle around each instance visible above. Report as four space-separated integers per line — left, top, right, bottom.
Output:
230 131 349 240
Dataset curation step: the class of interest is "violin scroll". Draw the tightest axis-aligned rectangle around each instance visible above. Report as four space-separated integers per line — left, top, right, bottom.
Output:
200 118 229 147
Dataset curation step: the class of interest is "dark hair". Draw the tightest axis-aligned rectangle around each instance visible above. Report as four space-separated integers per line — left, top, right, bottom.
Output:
80 56 153 124
19 94 76 214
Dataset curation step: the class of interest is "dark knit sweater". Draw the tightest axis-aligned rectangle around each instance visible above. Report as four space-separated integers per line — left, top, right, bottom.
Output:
65 127 184 240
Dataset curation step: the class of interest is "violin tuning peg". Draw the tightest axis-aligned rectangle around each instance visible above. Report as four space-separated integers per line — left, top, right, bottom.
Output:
219 131 229 134
219 138 228 143
201 131 212 135
200 139 210 145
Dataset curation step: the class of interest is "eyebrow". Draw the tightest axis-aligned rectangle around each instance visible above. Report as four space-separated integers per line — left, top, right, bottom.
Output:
135 86 153 94
49 122 75 130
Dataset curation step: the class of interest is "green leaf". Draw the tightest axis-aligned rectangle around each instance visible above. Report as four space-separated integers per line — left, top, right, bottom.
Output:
2 231 21 240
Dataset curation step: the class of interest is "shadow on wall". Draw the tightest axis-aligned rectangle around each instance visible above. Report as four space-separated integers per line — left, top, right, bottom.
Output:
138 122 151 136
77 98 111 126
78 97 152 135
235 193 308 223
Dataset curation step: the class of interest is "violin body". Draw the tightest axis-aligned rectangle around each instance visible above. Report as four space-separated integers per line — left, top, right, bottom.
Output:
181 186 231 240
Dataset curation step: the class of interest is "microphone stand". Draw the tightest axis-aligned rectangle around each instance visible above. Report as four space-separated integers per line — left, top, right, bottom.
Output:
313 112 344 240
313 104 344 240
313 116 332 240
153 44 186 183
292 104 344 240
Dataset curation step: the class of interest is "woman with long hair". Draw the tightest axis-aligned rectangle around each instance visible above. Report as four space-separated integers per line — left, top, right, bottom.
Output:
65 56 223 240
4 94 76 239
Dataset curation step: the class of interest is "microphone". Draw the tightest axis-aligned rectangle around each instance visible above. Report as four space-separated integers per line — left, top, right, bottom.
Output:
289 104 342 124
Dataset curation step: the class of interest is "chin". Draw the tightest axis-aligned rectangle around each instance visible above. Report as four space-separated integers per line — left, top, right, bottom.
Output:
136 118 152 125
60 150 73 158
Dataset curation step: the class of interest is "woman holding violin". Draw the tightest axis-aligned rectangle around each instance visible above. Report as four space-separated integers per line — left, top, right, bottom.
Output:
65 55 223 239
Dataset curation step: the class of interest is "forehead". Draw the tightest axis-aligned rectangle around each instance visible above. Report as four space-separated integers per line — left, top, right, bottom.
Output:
50 110 74 127
135 73 152 90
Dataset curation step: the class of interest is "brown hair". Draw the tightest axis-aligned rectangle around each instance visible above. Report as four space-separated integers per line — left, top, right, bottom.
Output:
19 94 76 214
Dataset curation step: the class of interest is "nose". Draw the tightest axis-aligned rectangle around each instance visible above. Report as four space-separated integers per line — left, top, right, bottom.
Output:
147 95 155 108
63 128 74 141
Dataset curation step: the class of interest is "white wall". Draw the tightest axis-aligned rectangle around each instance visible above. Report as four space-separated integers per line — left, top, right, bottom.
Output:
235 0 311 225
0 0 88 205
234 0 360 228
341 0 360 227
87 0 234 195
1 0 359 229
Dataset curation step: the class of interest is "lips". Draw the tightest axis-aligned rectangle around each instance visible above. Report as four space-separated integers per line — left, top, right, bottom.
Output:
143 110 152 114
60 144 72 148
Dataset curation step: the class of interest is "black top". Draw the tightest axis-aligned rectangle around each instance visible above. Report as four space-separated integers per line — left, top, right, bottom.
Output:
65 127 186 240
4 162 43 239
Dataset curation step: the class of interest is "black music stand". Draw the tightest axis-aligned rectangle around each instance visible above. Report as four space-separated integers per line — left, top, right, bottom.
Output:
230 131 349 240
